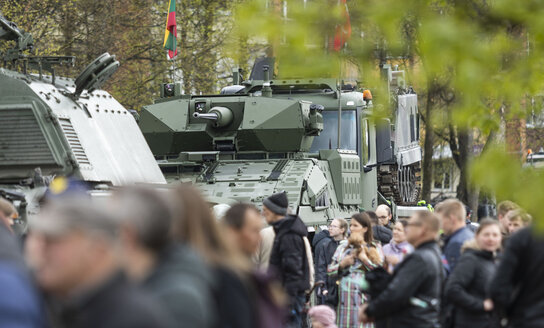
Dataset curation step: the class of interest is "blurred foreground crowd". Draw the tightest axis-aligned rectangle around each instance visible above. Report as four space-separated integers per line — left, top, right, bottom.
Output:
0 180 542 328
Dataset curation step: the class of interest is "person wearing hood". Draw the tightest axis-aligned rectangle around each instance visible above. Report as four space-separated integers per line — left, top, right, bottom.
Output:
382 220 413 273
444 219 502 328
309 305 339 328
313 218 348 307
112 186 215 328
366 211 392 245
264 192 310 327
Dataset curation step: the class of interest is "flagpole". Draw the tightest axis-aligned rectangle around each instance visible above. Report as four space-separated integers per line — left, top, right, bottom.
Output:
337 59 342 150
169 56 175 82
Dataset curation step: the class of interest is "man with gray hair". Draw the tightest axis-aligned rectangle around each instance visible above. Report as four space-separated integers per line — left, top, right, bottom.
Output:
112 186 215 328
26 197 170 328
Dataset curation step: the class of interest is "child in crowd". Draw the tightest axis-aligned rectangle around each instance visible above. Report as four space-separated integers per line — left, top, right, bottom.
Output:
309 305 338 328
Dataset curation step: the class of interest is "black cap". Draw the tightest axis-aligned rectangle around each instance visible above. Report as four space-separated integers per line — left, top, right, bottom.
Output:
263 192 288 216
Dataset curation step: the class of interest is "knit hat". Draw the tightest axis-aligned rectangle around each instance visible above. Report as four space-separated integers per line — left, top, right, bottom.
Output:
308 305 337 328
262 192 288 216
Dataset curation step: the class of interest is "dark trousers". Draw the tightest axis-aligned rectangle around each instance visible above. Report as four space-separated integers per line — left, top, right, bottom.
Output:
287 294 306 328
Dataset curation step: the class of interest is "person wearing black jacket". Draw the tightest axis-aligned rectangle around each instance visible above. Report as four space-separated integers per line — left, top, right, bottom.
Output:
313 218 347 307
264 192 310 327
489 226 544 328
359 211 443 328
445 219 502 328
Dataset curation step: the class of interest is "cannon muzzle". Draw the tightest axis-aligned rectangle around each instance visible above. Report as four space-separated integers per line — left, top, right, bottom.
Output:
193 112 219 120
193 106 233 128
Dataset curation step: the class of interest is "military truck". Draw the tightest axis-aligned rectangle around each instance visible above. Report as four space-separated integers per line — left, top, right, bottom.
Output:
525 148 544 169
0 15 165 233
139 59 421 225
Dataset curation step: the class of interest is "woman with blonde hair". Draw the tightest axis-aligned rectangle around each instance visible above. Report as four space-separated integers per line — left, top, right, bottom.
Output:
328 213 383 328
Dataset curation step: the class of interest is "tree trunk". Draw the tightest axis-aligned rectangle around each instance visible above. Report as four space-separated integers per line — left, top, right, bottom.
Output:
452 127 475 207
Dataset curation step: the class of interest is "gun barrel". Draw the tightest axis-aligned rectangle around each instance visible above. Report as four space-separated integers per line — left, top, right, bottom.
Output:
193 112 219 120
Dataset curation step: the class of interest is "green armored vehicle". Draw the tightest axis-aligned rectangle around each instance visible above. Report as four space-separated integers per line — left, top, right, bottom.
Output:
139 59 421 225
0 16 165 233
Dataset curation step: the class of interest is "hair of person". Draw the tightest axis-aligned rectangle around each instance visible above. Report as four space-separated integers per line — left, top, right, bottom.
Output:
0 198 16 217
412 210 440 234
475 218 501 235
397 219 409 228
351 212 374 243
497 200 519 217
39 198 118 241
365 211 379 225
435 198 466 222
223 203 259 230
505 209 532 225
170 184 245 270
335 218 349 237
111 186 173 253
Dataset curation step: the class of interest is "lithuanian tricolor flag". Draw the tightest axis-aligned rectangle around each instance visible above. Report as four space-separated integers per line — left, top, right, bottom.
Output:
163 0 177 59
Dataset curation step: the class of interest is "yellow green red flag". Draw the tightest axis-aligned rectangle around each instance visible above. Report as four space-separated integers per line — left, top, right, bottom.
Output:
163 0 177 59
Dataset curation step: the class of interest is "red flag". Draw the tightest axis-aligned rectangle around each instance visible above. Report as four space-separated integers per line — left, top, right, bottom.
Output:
163 0 177 59
332 0 351 52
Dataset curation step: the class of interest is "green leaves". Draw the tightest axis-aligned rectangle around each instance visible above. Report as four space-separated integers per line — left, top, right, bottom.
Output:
471 147 544 230
233 0 544 223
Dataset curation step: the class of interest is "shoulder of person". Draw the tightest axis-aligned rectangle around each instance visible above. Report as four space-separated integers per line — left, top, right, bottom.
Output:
461 226 475 237
334 240 349 253
456 249 481 265
368 241 381 248
279 233 305 246
411 244 440 263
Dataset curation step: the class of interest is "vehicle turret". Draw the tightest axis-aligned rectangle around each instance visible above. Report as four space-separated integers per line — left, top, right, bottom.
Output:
141 93 323 154
0 15 165 233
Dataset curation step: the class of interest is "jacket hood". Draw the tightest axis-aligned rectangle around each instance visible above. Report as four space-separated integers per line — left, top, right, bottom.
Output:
461 239 496 259
373 225 392 244
273 214 308 237
461 238 479 253
312 229 331 248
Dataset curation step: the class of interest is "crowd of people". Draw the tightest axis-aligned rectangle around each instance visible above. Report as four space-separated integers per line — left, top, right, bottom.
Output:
0 179 542 328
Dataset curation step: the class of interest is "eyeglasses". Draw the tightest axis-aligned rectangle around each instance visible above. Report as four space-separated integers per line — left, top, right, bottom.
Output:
377 216 388 220
328 224 340 229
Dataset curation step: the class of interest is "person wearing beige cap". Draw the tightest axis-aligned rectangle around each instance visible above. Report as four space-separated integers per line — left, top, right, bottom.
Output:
26 197 170 328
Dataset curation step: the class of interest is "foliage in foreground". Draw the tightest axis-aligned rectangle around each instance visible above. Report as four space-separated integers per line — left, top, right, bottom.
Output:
234 0 544 227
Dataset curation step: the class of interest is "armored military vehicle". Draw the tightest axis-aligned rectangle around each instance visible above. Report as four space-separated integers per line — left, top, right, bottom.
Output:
139 59 421 225
0 15 165 233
